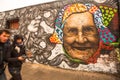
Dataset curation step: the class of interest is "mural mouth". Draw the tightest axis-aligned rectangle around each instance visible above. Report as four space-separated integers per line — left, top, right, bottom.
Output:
73 47 91 51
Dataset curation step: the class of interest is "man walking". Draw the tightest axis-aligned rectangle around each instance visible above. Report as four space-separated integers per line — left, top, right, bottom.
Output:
0 29 11 80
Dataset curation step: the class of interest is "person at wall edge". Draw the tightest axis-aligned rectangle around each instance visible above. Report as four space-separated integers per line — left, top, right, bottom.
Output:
0 29 11 80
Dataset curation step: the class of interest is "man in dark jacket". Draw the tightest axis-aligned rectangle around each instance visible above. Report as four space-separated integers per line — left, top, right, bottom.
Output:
0 29 11 80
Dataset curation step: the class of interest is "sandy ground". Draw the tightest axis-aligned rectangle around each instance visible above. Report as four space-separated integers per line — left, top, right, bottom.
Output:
5 62 120 80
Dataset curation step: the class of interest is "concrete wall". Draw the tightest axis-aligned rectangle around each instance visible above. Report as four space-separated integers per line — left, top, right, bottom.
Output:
0 0 120 74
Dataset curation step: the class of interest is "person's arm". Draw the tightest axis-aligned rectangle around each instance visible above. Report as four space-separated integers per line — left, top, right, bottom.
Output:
6 45 24 62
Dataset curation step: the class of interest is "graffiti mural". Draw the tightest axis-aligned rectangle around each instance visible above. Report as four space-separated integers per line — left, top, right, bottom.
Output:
0 0 119 74
48 2 119 73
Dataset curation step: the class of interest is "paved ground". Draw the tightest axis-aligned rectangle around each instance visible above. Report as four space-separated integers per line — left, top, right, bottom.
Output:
5 62 120 80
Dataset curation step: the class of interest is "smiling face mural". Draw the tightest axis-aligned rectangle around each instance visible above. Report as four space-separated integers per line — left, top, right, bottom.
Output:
50 3 117 64
63 12 99 61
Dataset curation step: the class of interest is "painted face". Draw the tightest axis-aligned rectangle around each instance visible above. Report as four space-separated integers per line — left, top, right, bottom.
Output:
63 12 99 61
0 32 10 43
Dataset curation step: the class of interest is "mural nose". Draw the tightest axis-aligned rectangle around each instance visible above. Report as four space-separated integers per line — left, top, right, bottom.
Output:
76 32 87 43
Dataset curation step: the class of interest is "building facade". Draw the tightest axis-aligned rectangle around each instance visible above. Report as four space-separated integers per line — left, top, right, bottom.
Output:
0 0 120 74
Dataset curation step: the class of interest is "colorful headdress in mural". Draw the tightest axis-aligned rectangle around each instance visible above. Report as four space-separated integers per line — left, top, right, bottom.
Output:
49 3 116 44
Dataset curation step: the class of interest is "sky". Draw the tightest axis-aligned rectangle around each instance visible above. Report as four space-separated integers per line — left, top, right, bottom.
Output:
0 0 56 12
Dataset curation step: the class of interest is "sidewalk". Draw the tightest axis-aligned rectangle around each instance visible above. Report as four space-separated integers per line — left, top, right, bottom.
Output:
5 62 120 80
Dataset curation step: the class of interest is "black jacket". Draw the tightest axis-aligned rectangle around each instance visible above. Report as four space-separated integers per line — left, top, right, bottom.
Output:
7 44 26 68
0 41 12 74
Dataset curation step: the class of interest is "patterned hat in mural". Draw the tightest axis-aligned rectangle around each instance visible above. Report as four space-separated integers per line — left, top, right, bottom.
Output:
49 3 116 44
99 5 117 27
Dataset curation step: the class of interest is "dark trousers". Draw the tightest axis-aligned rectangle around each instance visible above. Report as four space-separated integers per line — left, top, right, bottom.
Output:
8 67 22 80
0 72 7 80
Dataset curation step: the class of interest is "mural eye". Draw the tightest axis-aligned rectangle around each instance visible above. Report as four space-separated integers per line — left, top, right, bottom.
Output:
83 27 95 35
84 27 93 32
68 28 78 36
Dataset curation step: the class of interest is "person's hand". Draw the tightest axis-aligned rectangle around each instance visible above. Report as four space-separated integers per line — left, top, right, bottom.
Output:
18 56 25 61
26 51 33 58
